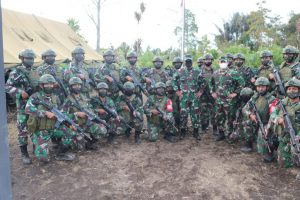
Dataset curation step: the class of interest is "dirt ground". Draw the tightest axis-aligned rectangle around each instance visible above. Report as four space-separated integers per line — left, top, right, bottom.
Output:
7 110 300 200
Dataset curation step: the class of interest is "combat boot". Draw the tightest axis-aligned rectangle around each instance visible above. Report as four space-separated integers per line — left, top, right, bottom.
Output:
193 128 201 140
164 132 176 143
55 144 75 161
213 125 218 136
86 138 98 150
125 128 131 139
20 145 32 165
134 131 141 144
179 128 186 140
263 152 274 163
241 141 253 153
107 132 118 145
215 130 225 141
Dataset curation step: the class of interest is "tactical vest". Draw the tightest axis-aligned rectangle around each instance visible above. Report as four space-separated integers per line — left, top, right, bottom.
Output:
68 94 90 126
27 93 58 132
257 65 272 78
17 66 40 93
282 98 300 132
148 96 168 124
253 94 272 124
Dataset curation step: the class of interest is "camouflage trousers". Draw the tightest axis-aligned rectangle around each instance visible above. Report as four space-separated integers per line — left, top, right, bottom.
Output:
31 126 78 161
278 136 300 168
117 111 144 134
201 102 216 128
146 114 175 142
215 103 235 134
180 94 201 130
17 109 29 146
82 122 108 140
240 120 257 143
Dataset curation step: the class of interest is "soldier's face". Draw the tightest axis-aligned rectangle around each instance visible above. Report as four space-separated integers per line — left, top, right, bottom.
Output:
156 88 165 96
204 59 213 67
287 86 299 99
256 85 267 95
227 58 233 66
234 58 244 67
104 55 114 64
42 83 54 94
185 60 193 68
71 84 82 94
283 53 295 63
173 62 182 69
261 56 272 66
154 61 163 69
98 89 107 97
44 55 56 65
23 57 34 68
128 57 137 65
74 53 85 62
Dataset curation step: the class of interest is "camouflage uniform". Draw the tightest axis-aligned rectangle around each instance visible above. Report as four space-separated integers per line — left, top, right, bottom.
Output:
242 77 277 161
63 46 94 98
166 80 180 131
5 49 39 164
172 56 206 140
256 50 276 94
197 57 204 68
37 49 67 102
93 50 121 101
143 82 176 142
90 82 120 144
200 54 216 132
25 74 78 163
211 65 245 141
271 78 300 169
234 53 255 87
115 82 144 143
144 56 169 95
62 77 107 150
120 51 147 101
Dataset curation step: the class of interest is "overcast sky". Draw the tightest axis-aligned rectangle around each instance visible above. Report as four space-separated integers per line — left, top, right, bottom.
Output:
3 0 300 51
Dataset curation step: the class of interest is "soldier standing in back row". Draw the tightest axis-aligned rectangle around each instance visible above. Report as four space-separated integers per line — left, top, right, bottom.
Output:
93 50 122 101
37 49 68 102
144 56 169 95
63 46 94 98
120 51 147 102
173 56 206 140
5 49 39 164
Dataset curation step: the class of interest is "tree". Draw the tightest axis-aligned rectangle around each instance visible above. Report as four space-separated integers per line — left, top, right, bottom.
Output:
174 9 199 52
134 2 146 55
87 0 107 52
67 18 87 42
283 13 300 48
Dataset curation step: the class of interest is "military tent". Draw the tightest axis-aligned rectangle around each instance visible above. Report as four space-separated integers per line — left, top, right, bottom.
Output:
3 8 101 67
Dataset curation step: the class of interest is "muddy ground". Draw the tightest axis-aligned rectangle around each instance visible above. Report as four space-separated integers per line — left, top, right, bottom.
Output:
7 109 300 200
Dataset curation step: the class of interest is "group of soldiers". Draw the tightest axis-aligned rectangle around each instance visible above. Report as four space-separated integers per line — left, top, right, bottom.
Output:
5 45 300 179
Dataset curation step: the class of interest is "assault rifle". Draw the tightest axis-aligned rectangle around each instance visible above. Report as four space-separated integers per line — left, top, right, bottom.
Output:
47 66 69 97
249 101 272 152
272 67 286 96
126 69 149 96
14 75 34 96
124 98 143 121
32 99 92 141
155 106 178 132
277 100 300 162
92 98 134 130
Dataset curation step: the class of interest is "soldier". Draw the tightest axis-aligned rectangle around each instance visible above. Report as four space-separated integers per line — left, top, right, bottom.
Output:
256 50 276 93
225 53 234 69
25 74 79 163
233 53 255 87
275 45 300 83
173 56 205 140
116 81 144 143
37 49 68 101
242 77 278 162
270 78 300 179
143 82 176 143
212 57 245 141
91 82 120 144
144 56 169 95
197 57 204 68
170 56 183 79
63 46 94 98
120 51 147 101
166 80 180 131
199 54 216 133
93 49 122 101
5 49 39 164
62 77 108 150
